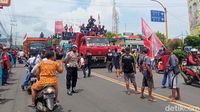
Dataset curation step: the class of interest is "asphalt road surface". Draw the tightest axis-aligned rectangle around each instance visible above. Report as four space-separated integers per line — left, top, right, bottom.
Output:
0 64 200 112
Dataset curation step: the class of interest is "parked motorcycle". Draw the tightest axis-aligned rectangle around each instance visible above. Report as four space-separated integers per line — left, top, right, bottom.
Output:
34 86 57 112
180 60 200 85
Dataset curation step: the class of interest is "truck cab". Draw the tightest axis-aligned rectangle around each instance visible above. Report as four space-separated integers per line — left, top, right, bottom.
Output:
76 33 121 67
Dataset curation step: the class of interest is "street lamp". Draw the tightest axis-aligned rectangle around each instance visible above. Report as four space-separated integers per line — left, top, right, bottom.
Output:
151 0 168 43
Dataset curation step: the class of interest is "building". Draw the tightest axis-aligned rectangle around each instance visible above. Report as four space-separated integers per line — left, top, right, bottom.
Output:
188 0 200 35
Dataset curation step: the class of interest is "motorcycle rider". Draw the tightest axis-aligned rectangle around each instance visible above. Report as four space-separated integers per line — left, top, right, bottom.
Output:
21 52 40 90
30 51 63 107
188 48 200 81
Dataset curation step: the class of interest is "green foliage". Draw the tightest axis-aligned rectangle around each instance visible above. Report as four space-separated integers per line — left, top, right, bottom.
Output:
168 38 183 50
105 32 115 39
184 35 200 48
173 49 187 64
156 31 166 45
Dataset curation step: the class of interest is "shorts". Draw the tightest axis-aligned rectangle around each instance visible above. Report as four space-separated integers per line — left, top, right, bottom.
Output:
142 76 154 88
114 63 120 69
169 71 178 89
124 73 135 83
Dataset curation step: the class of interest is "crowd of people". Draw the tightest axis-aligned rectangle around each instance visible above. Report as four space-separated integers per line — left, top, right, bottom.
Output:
2 42 199 108
0 46 18 87
80 16 107 36
106 47 182 102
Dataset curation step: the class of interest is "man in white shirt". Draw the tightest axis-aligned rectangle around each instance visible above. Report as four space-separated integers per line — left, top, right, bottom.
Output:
21 53 41 90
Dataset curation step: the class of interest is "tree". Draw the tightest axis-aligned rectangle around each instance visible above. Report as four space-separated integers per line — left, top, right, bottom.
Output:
155 31 166 45
184 35 200 47
168 38 183 50
105 31 115 40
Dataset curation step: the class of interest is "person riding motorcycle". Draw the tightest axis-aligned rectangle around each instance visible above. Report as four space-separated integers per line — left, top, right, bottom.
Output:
30 51 64 107
187 48 200 81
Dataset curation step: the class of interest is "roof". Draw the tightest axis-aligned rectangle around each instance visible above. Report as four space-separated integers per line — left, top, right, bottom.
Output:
128 35 140 39
25 37 48 41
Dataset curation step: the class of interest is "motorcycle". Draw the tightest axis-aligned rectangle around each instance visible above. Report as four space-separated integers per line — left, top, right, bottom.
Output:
34 86 57 112
18 56 24 64
180 60 200 85
27 74 37 95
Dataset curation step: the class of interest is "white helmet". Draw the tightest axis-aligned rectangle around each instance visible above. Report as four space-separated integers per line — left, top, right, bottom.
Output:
191 48 198 52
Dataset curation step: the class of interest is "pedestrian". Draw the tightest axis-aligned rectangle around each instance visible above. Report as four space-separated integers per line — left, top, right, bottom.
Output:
80 53 86 78
113 48 121 78
160 49 171 88
0 47 4 86
65 44 79 95
85 49 92 77
121 47 140 95
140 47 156 102
106 49 113 72
1 47 11 86
168 50 181 101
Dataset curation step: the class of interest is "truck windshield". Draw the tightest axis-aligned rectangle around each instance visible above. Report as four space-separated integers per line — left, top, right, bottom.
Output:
30 43 46 49
87 38 109 46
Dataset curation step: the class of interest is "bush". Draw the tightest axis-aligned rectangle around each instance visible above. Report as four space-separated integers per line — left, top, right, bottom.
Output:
173 49 187 64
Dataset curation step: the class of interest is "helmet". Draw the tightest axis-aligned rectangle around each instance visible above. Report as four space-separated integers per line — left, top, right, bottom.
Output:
191 48 198 52
72 44 78 48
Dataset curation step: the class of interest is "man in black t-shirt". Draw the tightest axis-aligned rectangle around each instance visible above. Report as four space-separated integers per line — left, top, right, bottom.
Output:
121 47 140 95
106 49 113 72
85 49 92 77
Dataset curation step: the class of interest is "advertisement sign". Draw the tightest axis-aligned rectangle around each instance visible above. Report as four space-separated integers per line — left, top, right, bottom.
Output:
188 0 200 35
55 21 64 35
0 0 11 6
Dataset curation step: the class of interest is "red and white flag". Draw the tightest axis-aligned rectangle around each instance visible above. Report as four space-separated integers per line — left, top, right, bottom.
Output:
23 33 28 41
141 18 163 58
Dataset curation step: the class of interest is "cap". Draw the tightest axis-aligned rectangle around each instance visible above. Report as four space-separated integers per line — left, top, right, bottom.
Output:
72 44 78 48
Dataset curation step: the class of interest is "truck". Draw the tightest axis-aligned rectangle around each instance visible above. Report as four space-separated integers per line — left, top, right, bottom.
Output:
76 33 121 67
23 37 48 57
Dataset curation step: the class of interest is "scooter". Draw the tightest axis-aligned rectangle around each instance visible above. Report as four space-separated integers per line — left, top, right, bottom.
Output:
180 60 200 85
34 86 57 112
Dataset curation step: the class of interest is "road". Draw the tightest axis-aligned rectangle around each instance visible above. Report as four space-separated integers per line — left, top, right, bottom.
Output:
0 64 200 112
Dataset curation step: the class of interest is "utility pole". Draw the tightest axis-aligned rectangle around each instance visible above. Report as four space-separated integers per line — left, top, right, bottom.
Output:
112 0 119 34
10 19 17 48
151 0 168 43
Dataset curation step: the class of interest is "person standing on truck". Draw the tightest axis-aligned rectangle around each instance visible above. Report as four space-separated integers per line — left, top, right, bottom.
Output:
65 44 79 96
113 48 121 78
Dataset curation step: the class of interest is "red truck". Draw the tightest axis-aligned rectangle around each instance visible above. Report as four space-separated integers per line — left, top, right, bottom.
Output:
76 33 121 67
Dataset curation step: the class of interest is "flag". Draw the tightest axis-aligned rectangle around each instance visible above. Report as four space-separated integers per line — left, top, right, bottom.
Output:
98 14 100 25
141 18 163 58
23 33 27 41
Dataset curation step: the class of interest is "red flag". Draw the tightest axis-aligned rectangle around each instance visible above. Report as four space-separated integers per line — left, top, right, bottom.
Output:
141 18 163 58
55 21 64 35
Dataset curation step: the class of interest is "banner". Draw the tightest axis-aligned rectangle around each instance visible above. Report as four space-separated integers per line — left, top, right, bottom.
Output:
188 0 200 35
0 0 11 6
55 21 64 35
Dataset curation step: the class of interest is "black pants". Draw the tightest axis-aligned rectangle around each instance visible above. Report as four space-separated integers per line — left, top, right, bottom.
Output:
66 67 78 90
86 64 91 77
107 61 113 72
2 69 8 85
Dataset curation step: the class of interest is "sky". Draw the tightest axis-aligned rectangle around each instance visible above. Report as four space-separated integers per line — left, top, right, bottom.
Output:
0 0 189 45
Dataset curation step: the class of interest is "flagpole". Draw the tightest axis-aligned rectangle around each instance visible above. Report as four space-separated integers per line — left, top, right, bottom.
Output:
151 0 168 44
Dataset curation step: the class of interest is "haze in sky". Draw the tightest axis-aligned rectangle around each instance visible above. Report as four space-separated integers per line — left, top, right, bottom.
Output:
0 0 189 44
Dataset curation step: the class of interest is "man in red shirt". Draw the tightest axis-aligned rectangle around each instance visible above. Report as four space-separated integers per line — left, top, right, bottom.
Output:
1 47 11 85
160 49 171 88
188 48 200 81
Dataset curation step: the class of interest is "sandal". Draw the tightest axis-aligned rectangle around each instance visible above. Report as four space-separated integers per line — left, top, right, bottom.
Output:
140 96 145 99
